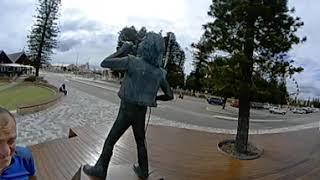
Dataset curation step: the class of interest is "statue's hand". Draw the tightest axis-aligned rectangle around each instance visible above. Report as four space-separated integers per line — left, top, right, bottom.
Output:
118 41 135 56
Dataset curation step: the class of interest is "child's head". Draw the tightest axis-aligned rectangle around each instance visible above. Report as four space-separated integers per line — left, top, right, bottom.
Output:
0 107 16 171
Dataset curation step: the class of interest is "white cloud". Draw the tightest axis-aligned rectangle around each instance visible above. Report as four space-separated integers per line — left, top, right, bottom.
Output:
61 0 187 26
0 0 319 98
57 0 212 74
0 0 36 52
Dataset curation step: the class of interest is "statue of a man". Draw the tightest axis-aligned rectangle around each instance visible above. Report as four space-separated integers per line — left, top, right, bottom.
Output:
83 32 174 179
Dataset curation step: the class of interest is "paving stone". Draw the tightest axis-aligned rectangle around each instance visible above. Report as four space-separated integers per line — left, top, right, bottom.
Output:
14 75 320 147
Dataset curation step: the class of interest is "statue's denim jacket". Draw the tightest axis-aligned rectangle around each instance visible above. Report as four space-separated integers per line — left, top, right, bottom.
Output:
101 55 173 107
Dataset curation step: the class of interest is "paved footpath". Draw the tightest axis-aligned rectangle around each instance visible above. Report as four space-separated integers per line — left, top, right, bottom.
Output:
15 74 187 146
15 73 320 147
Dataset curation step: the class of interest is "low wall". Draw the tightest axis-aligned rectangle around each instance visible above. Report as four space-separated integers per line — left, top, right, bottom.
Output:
17 83 63 115
0 77 10 82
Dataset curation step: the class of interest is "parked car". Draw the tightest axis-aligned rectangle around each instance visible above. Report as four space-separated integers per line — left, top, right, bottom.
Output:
292 108 306 114
263 103 271 110
251 102 264 109
269 107 286 115
207 97 224 106
302 107 313 114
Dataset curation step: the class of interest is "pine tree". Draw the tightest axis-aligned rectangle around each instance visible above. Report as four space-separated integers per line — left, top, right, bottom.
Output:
27 0 61 76
163 32 186 88
196 0 305 153
114 27 186 87
113 26 147 78
117 26 139 52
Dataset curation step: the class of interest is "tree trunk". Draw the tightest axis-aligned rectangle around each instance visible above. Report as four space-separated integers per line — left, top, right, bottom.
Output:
35 65 40 77
235 14 255 154
235 82 251 153
35 28 46 77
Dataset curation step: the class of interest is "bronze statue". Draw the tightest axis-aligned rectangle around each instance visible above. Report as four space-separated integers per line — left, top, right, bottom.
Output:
83 32 174 179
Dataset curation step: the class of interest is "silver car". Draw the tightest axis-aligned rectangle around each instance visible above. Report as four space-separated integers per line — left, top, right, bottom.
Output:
292 108 306 114
269 107 286 115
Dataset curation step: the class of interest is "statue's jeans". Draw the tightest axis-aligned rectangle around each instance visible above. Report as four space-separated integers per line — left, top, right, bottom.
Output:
98 100 149 175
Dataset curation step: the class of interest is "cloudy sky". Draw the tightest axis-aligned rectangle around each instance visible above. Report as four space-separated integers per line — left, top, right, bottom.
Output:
0 0 319 99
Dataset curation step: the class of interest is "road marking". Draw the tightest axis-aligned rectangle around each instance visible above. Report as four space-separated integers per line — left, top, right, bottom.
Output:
214 115 284 122
206 106 235 115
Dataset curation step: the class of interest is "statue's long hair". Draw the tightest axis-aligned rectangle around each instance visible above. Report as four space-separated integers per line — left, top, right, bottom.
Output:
137 32 165 67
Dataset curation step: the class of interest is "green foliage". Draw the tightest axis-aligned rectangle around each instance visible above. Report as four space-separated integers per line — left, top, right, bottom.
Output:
163 32 186 88
189 39 211 92
202 0 305 55
195 0 305 153
251 76 289 104
113 26 147 78
117 26 142 53
193 0 305 102
202 56 290 104
0 85 56 111
185 72 197 91
204 56 240 98
27 0 61 76
116 26 148 55
24 76 37 82
312 98 320 108
114 26 186 88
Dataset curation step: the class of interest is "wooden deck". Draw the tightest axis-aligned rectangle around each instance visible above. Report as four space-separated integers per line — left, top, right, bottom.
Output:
30 125 320 180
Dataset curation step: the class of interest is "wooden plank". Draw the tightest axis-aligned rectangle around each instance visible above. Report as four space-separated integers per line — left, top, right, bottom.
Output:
76 164 164 180
31 125 320 180
106 164 164 180
40 143 66 180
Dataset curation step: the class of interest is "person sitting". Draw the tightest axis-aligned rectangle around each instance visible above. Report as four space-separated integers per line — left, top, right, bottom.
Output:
59 83 67 95
0 107 37 180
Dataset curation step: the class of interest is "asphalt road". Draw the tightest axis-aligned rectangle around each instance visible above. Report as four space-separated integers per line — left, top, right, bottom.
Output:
45 73 320 130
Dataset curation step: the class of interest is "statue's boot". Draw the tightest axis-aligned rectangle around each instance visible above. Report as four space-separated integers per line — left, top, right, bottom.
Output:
133 134 149 179
83 146 112 179
133 163 149 180
133 156 149 180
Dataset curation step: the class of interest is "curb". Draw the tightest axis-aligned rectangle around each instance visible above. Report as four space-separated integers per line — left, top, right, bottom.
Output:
150 119 319 135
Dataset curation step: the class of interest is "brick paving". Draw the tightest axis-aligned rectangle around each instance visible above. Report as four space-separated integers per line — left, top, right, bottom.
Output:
14 74 320 147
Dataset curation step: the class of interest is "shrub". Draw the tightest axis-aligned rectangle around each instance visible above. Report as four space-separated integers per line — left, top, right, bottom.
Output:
198 94 207 98
24 76 37 82
0 76 10 82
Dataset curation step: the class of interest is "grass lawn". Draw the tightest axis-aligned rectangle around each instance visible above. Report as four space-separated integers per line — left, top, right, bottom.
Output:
0 82 9 86
0 85 56 111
